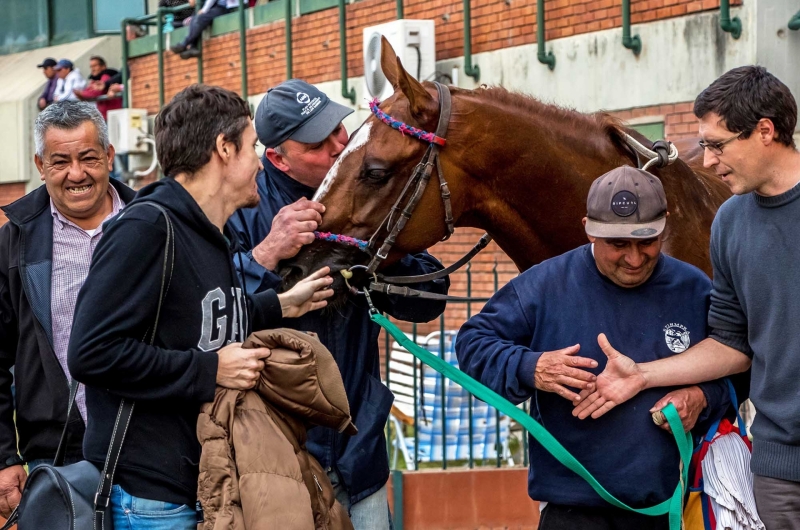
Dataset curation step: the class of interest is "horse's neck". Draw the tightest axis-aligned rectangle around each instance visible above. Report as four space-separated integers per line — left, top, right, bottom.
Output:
449 100 630 270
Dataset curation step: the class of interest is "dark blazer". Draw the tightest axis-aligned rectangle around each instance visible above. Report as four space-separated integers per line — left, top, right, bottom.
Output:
0 179 135 467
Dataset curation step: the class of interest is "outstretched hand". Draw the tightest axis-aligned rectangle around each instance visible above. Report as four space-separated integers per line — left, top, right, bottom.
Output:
571 333 647 420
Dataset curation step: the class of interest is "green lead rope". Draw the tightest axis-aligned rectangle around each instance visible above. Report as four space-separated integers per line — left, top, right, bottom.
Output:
372 313 692 530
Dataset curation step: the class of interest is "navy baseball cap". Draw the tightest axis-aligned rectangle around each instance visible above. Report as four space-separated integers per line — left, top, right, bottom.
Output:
37 58 57 68
254 79 353 148
54 59 73 71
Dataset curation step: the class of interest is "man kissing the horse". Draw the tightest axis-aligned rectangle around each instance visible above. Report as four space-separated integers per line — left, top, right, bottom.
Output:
455 166 731 529
227 79 450 530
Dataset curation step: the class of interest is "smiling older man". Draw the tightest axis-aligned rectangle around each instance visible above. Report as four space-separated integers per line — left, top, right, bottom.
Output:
0 101 135 517
455 167 731 530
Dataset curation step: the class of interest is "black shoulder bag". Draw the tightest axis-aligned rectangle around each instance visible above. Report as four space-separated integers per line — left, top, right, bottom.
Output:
2 202 175 530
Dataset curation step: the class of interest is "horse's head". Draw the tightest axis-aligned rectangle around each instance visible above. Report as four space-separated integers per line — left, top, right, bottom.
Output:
281 38 460 297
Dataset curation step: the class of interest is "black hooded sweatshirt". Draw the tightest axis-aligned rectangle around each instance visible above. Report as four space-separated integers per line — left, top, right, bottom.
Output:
68 178 282 505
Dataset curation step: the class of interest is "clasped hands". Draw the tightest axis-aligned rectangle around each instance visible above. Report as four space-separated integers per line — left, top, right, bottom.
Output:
536 334 705 433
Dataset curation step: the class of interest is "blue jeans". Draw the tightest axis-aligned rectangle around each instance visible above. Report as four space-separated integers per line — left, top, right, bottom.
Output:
110 484 196 530
27 456 81 472
328 469 393 530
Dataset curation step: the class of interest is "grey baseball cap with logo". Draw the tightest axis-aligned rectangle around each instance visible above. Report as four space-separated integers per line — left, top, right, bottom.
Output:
254 79 353 148
584 166 668 239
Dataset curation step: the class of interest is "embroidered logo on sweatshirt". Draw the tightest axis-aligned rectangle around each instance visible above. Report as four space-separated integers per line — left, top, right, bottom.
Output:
664 323 690 353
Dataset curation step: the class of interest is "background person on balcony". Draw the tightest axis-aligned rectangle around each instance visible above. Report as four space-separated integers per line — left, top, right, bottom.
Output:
456 167 731 530
0 101 136 518
36 58 58 110
227 79 450 530
74 56 122 120
52 59 86 102
572 66 800 530
158 0 195 27
170 0 241 60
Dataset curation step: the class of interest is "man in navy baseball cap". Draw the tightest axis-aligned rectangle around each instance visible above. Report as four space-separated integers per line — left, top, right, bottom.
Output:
228 79 448 530
254 79 353 150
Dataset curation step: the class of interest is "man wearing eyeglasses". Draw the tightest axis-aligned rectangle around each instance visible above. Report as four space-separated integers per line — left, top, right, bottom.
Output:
573 66 800 529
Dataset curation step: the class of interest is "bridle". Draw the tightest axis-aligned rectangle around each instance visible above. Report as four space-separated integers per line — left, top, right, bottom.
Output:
363 82 455 276
316 81 493 303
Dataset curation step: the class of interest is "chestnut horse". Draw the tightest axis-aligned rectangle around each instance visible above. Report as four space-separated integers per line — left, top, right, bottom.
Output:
282 39 730 295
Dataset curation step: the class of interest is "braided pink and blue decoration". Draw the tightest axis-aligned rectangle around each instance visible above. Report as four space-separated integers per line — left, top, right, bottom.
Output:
369 98 446 146
314 231 369 253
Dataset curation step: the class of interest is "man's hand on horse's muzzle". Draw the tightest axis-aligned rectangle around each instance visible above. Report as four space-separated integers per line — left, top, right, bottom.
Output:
253 198 325 271
534 344 598 402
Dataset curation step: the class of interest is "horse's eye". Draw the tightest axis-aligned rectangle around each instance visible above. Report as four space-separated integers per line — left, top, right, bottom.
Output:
364 169 390 182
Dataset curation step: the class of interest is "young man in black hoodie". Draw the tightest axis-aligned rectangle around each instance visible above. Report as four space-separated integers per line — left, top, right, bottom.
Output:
68 84 333 529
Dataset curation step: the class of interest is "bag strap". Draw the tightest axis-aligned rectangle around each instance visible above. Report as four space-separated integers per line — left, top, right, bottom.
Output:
52 379 81 467
93 201 174 529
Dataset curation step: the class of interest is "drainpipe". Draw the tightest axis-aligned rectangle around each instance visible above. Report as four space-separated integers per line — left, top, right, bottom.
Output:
463 0 480 81
120 18 130 108
338 0 356 103
789 10 800 31
285 0 293 78
719 0 742 39
397 0 403 19
537 0 555 70
239 0 248 99
157 8 165 108
621 0 641 55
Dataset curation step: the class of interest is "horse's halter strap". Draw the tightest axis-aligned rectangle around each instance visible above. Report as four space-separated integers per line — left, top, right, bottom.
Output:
364 82 455 276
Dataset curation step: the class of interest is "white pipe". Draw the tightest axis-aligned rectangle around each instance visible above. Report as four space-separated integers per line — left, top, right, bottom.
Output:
133 137 158 177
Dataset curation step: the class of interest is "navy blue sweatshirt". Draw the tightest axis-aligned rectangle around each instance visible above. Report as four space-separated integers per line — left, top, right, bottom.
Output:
68 179 283 505
455 245 730 508
227 158 449 503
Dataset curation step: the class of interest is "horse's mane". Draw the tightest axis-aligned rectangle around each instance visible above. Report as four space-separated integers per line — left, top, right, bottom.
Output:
463 85 629 146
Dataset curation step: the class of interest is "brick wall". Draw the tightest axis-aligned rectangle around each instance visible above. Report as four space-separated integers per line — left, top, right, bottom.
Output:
0 183 26 226
129 0 739 112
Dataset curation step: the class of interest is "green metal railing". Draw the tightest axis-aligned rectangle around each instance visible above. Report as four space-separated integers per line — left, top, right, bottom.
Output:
338 0 356 103
285 0 293 78
719 0 742 39
239 1 249 99
537 0 555 70
383 260 526 472
621 0 641 56
789 10 800 31
463 0 480 82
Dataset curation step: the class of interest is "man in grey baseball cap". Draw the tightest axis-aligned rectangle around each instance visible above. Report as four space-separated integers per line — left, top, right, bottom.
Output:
227 79 448 530
456 165 730 530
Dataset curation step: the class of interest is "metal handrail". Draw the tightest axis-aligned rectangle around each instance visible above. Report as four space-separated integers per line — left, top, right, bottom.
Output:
719 0 742 39
463 0 480 82
537 0 555 70
338 0 356 103
622 0 641 56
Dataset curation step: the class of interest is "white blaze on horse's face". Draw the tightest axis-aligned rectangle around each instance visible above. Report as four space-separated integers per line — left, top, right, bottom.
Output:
313 122 372 202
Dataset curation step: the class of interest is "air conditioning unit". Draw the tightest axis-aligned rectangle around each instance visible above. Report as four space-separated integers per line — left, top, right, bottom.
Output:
363 20 436 102
107 108 149 154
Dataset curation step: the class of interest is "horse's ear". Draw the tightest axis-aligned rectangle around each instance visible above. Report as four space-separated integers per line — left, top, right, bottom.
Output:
395 56 433 117
380 36 399 87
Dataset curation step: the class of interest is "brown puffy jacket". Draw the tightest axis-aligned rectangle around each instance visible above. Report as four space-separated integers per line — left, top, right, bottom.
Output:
197 329 356 530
